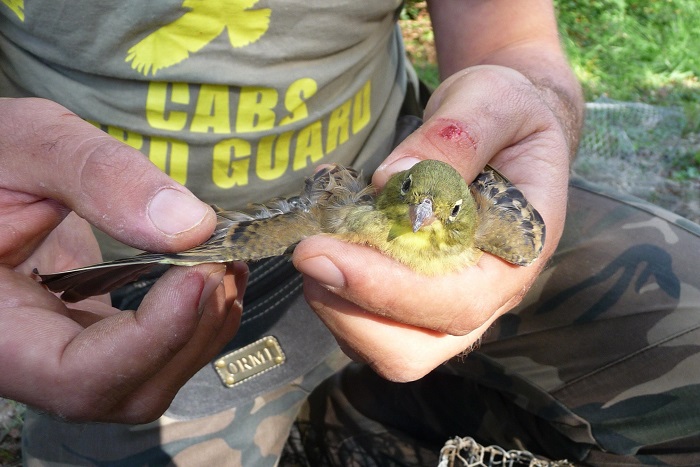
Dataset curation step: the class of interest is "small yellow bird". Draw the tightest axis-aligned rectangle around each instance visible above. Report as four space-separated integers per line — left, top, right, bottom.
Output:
38 160 545 302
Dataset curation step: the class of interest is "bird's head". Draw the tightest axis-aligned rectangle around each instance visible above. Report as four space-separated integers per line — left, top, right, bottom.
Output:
379 160 476 233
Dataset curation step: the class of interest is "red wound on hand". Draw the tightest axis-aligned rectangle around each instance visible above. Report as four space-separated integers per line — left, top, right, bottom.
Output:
437 123 477 149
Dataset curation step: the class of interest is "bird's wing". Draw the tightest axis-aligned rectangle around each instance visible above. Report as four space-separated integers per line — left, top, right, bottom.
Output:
38 165 370 302
471 166 546 266
184 165 373 260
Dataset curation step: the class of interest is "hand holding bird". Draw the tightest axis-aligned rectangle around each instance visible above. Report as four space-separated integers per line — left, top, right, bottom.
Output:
38 160 545 302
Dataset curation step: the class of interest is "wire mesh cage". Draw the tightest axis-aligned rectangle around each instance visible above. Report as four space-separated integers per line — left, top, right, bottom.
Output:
438 437 576 467
574 98 699 223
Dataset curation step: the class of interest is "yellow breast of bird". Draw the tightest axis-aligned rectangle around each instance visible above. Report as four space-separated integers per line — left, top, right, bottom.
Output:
331 208 482 275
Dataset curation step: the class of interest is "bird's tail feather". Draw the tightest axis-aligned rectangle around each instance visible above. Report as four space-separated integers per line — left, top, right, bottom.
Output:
37 261 164 303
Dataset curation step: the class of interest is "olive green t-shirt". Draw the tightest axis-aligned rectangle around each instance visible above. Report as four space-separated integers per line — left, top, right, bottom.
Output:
0 0 409 258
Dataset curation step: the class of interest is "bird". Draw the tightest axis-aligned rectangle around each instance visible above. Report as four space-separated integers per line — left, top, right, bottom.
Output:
37 160 546 302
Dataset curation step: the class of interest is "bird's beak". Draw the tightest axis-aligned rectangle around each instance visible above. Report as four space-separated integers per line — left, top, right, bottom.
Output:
409 198 435 232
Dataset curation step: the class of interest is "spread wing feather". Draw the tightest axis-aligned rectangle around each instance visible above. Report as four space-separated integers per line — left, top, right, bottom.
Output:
38 166 369 302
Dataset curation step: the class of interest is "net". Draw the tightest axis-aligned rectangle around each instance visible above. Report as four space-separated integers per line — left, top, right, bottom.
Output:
573 98 699 223
438 437 576 467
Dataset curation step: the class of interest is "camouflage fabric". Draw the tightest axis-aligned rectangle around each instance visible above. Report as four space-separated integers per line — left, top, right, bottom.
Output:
22 349 349 466
22 178 700 466
286 177 700 466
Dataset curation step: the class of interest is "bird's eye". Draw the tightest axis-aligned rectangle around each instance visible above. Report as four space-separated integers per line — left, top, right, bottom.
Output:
401 175 412 195
448 199 463 221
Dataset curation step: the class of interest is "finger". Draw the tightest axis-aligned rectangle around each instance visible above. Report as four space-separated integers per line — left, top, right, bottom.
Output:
2 263 226 421
0 190 68 266
110 263 247 422
0 98 216 252
373 66 564 188
302 277 497 382
14 211 103 275
294 236 539 335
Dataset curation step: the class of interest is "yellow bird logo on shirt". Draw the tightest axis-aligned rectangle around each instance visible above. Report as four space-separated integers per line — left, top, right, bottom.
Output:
126 0 271 76
1 0 25 21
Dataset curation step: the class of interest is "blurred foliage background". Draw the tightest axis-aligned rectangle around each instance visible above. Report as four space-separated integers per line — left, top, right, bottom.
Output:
401 0 699 119
556 0 698 109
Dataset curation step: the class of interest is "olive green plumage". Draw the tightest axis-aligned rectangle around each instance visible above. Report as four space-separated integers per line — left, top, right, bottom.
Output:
38 160 545 302
331 160 483 273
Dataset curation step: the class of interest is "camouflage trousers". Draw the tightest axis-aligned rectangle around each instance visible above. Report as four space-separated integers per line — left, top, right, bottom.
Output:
23 178 700 466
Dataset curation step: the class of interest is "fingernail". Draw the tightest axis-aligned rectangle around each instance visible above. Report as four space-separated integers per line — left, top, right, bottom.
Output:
297 256 345 289
198 266 226 314
377 157 421 175
149 188 210 235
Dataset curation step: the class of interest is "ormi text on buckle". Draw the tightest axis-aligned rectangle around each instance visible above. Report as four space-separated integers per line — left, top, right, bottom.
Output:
213 336 286 388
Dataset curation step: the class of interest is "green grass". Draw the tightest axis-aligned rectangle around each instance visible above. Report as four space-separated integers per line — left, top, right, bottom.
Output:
555 0 700 178
555 0 700 131
402 1 699 114
0 398 24 467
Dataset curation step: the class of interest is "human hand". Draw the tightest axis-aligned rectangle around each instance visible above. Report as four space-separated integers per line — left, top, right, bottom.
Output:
0 98 245 422
293 65 579 381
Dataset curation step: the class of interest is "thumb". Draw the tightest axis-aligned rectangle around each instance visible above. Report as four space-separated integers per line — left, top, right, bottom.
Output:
372 66 556 189
0 98 216 252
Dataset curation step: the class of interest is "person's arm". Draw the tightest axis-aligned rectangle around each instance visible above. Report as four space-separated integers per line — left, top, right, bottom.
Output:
0 97 245 422
428 0 583 158
293 0 584 381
